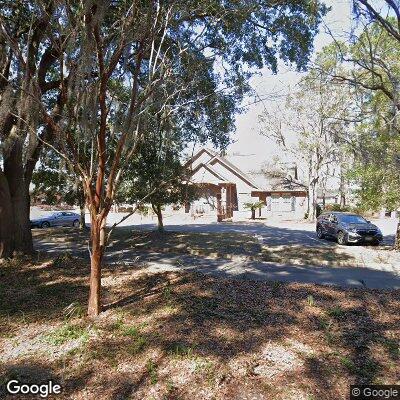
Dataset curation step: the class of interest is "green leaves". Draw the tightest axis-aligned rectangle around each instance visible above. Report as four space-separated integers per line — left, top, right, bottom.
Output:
243 201 265 211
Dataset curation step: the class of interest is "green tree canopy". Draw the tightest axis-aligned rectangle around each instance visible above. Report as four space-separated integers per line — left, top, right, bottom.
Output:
0 0 328 314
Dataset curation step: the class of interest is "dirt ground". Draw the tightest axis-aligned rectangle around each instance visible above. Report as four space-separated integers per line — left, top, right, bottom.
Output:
0 254 399 400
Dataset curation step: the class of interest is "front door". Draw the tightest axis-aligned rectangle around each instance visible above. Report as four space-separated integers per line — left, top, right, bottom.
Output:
281 195 292 212
271 194 280 212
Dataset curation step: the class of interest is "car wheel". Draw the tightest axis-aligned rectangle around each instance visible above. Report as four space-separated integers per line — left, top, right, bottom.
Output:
337 231 347 245
72 219 80 228
41 221 50 228
317 226 324 239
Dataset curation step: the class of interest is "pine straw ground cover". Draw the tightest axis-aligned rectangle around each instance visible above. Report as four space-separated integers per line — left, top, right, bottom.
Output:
0 255 399 400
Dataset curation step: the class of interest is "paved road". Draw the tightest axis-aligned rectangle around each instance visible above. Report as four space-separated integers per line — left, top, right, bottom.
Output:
34 217 400 289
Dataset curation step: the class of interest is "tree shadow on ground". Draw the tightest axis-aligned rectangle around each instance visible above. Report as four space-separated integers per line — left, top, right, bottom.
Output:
261 244 355 267
102 272 400 398
108 229 262 261
33 222 339 259
0 255 146 335
32 224 400 290
32 221 397 257
0 257 399 399
0 257 87 331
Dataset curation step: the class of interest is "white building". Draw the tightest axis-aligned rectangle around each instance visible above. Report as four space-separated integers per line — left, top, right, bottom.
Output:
186 148 308 220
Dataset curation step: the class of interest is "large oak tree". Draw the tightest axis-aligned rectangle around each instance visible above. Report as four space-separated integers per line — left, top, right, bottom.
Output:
0 1 64 257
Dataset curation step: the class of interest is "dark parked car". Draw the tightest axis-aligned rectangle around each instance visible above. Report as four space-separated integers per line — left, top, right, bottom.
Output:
316 212 383 245
31 211 80 228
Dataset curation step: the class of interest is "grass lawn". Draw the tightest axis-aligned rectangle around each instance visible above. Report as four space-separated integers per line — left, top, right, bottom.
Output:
0 254 399 399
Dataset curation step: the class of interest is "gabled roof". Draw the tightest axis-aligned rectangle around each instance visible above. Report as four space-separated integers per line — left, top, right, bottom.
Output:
191 162 231 183
186 148 218 166
187 148 260 189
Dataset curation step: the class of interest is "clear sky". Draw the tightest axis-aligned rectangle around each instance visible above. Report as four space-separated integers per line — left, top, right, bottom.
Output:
226 0 352 173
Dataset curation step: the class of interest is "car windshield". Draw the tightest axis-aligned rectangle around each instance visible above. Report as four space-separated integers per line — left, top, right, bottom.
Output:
338 215 367 224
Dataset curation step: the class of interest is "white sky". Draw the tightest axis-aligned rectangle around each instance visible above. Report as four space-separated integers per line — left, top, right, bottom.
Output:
226 0 352 173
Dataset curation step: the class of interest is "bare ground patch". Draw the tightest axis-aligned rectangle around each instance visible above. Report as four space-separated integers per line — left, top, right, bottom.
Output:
260 244 357 267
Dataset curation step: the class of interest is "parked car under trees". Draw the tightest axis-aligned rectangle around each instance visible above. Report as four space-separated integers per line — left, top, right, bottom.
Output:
30 212 80 229
316 212 383 245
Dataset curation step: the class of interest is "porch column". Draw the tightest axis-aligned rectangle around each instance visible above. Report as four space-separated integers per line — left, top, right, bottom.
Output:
260 193 267 218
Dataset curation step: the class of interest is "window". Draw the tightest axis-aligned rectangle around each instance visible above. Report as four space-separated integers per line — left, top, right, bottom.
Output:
338 214 367 224
271 195 280 211
281 195 291 212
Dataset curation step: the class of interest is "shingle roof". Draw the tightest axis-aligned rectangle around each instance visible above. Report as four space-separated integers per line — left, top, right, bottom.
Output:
188 148 259 189
187 148 306 193
248 171 307 192
191 162 231 183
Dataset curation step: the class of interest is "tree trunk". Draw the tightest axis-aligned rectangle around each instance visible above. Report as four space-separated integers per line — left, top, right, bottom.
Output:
395 220 400 251
312 185 318 220
307 181 318 222
307 184 313 221
4 138 33 255
87 216 106 317
0 169 13 258
77 184 86 230
251 208 256 220
339 165 346 208
320 173 327 210
79 203 86 230
152 203 164 232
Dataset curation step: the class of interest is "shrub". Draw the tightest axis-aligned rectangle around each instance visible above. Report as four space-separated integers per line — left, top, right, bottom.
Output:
46 323 89 345
323 203 365 214
307 295 315 307
243 201 265 219
327 305 345 318
146 359 158 384
324 204 345 212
